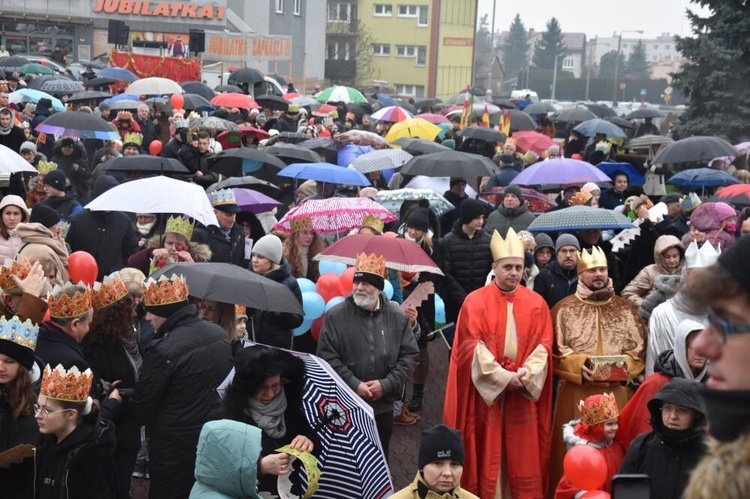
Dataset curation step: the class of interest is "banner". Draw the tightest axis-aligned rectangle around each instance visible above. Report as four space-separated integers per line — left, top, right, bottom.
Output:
203 31 292 62
110 51 201 81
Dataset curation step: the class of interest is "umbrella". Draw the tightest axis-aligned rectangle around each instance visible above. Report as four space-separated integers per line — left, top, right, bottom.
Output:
459 126 506 143
166 93 213 111
555 107 598 122
667 168 739 188
523 102 557 114
511 158 612 187
278 162 371 186
625 135 675 149
0 144 40 173
710 184 750 207
491 97 516 109
219 188 281 214
315 234 443 274
415 113 450 124
347 102 375 115
605 116 636 130
206 148 286 177
374 93 397 106
479 187 557 214
86 76 117 88
268 73 288 86
97 156 190 174
26 75 61 90
210 92 260 109
291 95 320 108
313 103 338 118
583 103 617 118
338 130 390 148
19 63 55 75
274 198 396 234
414 98 442 110
180 81 216 100
207 175 281 197
101 94 140 106
489 110 536 131
374 188 455 217
0 56 30 71
265 144 322 165
214 84 244 93
228 67 264 85
298 137 343 163
152 263 303 315
400 151 497 178
8 89 65 113
190 116 239 132
98 67 139 82
392 137 450 156
85 175 219 227
216 126 271 149
510 131 557 156
67 90 112 103
385 118 442 142
652 136 740 165
370 106 414 123
108 99 143 111
337 144 374 167
596 162 645 186
255 94 289 111
626 107 665 120
125 77 183 95
266 132 308 146
527 206 635 232
36 111 119 140
351 149 413 173
316 86 368 104
573 119 628 139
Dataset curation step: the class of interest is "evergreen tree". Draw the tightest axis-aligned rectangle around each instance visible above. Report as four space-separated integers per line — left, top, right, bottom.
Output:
501 14 529 78
475 14 493 55
532 17 566 70
598 50 627 79
625 40 650 79
672 0 750 141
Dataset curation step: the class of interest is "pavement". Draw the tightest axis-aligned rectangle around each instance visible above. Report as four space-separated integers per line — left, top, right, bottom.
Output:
131 340 451 497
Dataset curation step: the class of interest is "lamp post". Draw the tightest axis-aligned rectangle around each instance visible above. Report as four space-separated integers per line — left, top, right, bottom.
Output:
611 30 644 106
487 0 497 95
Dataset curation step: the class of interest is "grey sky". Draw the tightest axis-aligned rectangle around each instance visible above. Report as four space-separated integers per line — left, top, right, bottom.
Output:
477 0 709 39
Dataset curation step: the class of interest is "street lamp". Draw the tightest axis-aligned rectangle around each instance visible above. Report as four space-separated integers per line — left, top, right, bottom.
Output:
611 30 644 106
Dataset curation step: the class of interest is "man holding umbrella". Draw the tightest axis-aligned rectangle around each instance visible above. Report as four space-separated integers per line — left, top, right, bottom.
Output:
193 189 246 267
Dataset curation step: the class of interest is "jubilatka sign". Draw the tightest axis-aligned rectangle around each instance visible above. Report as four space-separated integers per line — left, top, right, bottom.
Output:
93 0 225 22
203 31 292 62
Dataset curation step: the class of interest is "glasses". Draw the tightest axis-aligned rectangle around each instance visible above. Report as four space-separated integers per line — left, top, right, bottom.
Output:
34 403 72 418
707 310 750 344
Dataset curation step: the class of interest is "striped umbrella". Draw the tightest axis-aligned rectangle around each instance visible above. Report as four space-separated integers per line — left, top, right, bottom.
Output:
273 197 397 234
351 149 413 173
316 85 368 104
370 105 414 123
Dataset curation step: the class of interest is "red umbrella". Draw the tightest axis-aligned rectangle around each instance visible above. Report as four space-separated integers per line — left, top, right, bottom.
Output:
511 131 558 156
479 187 557 214
314 234 443 275
282 92 301 101
415 113 450 124
215 126 270 150
210 92 261 109
711 184 750 207
313 103 338 117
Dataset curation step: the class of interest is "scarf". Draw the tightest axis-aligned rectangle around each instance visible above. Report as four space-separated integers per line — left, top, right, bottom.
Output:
699 387 750 442
576 278 615 301
0 109 11 136
246 388 287 439
671 286 707 316
136 221 154 236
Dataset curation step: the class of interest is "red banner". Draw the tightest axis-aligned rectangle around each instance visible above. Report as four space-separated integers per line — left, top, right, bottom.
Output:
110 51 201 82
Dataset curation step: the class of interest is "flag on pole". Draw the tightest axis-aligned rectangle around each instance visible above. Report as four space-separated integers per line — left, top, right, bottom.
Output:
459 85 473 129
499 109 511 136
481 104 490 127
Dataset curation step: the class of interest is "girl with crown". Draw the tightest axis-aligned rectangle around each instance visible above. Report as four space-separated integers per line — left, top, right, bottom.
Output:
282 217 326 282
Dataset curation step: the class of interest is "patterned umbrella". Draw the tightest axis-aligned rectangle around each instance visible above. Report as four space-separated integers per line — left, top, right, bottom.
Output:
315 234 443 274
0 56 29 71
39 79 85 96
339 130 390 148
370 105 414 123
316 85 368 104
273 197 397 234
479 187 557 214
625 135 675 149
374 188 455 216
189 116 240 132
526 206 635 232
351 149 413 173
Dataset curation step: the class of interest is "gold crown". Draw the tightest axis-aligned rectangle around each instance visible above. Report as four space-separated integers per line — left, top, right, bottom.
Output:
235 304 247 317
290 217 313 233
578 392 620 425
123 132 143 146
361 215 384 234
47 285 93 319
142 275 189 307
116 111 133 121
577 246 608 274
92 273 129 310
354 252 386 278
0 258 32 291
40 364 93 403
569 190 593 207
490 227 525 262
37 160 58 175
165 215 194 241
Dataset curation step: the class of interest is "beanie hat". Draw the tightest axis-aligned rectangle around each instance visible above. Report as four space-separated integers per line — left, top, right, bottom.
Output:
405 200 431 232
418 424 465 468
20 141 37 154
534 233 555 252
29 203 60 228
252 235 283 265
556 233 580 252
460 199 485 225
449 177 466 188
43 169 67 191
504 184 524 204
714 202 736 222
582 182 601 196
60 137 76 148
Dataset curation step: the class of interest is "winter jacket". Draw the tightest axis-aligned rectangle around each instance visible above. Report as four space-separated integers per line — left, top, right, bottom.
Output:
30 107 52 140
485 202 536 237
0 124 26 153
486 165 520 188
127 234 212 277
684 202 737 250
598 189 627 210
622 235 685 308
390 472 480 499
36 193 83 221
189 420 263 499
621 219 682 287
50 142 93 203
438 190 468 238
15 223 69 285
129 305 232 499
440 221 493 322
272 114 299 133
35 321 89 370
161 138 184 160
0 228 22 262
533 259 578 310
193 223 247 267
638 274 681 323
620 379 707 499
135 116 156 151
249 259 304 349
317 293 419 415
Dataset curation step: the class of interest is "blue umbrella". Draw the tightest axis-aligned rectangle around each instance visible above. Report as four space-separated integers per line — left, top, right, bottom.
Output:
596 162 645 186
573 119 628 139
278 162 371 186
375 92 396 106
511 158 613 187
337 144 374 167
667 168 739 188
8 89 66 112
99 67 139 82
101 93 140 106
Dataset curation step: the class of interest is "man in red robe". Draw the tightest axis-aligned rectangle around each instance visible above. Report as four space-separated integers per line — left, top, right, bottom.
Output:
444 228 554 499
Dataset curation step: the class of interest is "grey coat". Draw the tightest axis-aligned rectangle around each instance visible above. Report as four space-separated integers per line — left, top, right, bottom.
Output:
485 203 536 237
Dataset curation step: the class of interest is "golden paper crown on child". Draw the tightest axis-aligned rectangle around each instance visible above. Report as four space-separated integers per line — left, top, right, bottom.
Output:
92 273 129 311
577 246 608 274
354 252 386 278
165 215 194 241
361 215 384 234
40 364 93 403
0 258 32 291
578 392 620 425
142 275 189 307
490 227 525 262
235 304 247 318
47 284 93 319
37 160 58 175
123 132 143 147
290 217 313 233
116 111 133 121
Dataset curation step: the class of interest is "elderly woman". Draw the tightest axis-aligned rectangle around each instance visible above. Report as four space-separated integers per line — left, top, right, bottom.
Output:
282 217 325 281
0 195 29 262
127 215 211 276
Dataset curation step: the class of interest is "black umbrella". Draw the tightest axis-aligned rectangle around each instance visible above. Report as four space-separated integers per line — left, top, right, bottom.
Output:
86 76 117 88
400 150 497 177
180 81 216 100
346 102 373 116
228 67 264 85
268 74 288 87
298 137 343 163
490 110 537 131
265 132 307 146
626 107 666 120
392 137 450 156
37 111 118 140
26 75 62 91
255 94 289 111
414 98 442 110
396 99 416 113
214 84 244 93
583 103 617 118
605 116 636 130
166 93 213 112
68 90 112 103
523 102 557 114
206 148 287 177
207 175 281 197
555 107 598 122
264 144 322 164
652 136 740 165
189 116 239 132
97 156 191 175
459 126 507 143
151 262 304 316
491 97 516 109
0 56 30 71
108 100 143 111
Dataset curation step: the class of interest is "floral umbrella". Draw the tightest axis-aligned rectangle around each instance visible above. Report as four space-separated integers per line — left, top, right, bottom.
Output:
374 188 455 216
273 198 398 235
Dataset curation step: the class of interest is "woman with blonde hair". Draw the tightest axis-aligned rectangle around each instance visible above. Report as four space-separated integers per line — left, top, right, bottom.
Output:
282 217 325 281
127 215 211 276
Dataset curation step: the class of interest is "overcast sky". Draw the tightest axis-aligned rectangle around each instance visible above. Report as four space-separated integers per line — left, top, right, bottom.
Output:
476 0 710 39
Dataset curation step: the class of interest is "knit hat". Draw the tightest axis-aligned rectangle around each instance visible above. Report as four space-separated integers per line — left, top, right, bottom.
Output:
713 202 736 222
43 169 67 191
556 233 580 252
449 177 466 188
460 199 485 225
534 233 555 252
717 235 750 295
504 184 524 204
582 182 601 196
20 141 37 154
29 203 60 228
418 425 465 468
252 235 283 265
60 137 76 148
405 199 431 232
547 145 561 157
660 193 681 205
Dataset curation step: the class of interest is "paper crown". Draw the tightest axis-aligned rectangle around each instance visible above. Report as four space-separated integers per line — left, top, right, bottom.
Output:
92 273 129 310
173 117 190 128
681 192 702 213
290 217 313 233
577 246 608 273
37 160 58 175
40 364 93 403
116 110 133 121
123 132 143 146
685 241 721 269
490 227 525 262
59 221 71 240
235 304 247 317
361 215 384 234
578 392 620 425
165 215 194 241
569 190 593 207
287 104 300 114
211 188 238 208
0 315 39 351
47 284 93 319
0 258 32 291
595 140 612 154
142 275 189 307
354 252 386 278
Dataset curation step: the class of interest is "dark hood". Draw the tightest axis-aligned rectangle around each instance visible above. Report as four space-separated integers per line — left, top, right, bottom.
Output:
443 190 468 206
654 349 683 379
91 175 119 200
43 419 115 462
647 378 707 442
265 258 293 282
43 192 79 208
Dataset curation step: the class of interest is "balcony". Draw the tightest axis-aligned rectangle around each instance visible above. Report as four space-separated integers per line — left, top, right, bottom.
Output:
326 18 358 36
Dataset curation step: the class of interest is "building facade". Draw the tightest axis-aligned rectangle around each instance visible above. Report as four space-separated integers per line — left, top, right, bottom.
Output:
494 29 588 79
592 33 683 80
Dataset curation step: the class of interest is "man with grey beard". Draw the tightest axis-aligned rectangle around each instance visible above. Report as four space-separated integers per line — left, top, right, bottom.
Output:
317 252 419 460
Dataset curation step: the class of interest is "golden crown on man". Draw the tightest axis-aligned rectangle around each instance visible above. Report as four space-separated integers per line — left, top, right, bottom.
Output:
123 132 143 147
490 227 525 262
47 285 93 319
142 275 189 307
577 392 620 425
355 252 386 278
165 215 194 241
577 246 608 274
40 364 93 403
37 160 58 176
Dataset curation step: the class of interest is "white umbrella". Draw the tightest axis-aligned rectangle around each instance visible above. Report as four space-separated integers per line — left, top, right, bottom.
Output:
0 144 39 173
403 176 478 198
85 176 219 227
125 77 183 96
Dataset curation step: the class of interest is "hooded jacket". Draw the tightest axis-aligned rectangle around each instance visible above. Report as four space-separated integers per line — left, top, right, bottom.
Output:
683 202 737 250
484 201 536 237
249 259 304 349
390 472 480 499
193 222 247 267
620 379 707 499
15 222 70 285
50 141 93 203
622 235 685 308
37 192 83 221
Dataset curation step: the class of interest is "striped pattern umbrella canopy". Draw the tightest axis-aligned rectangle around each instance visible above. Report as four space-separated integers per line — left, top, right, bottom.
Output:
273 197 397 235
370 105 414 123
316 85 368 104
351 149 413 173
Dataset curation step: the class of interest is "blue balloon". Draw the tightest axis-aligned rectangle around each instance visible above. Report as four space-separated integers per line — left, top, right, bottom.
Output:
302 291 326 320
293 318 314 337
434 293 446 324
383 279 394 300
325 296 345 312
318 260 347 276
298 278 317 294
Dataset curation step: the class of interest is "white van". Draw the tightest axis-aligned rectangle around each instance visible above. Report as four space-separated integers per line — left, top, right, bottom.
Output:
510 89 539 103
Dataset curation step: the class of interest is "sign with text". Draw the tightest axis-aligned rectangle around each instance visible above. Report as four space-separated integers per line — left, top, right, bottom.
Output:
203 31 292 62
443 37 473 47
93 0 226 24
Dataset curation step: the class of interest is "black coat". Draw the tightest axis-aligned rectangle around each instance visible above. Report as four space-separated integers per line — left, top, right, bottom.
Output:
135 116 156 150
192 223 246 267
0 125 26 153
0 392 39 499
50 142 92 203
250 259 304 349
401 234 443 344
438 191 468 238
533 259 578 309
129 305 232 499
161 138 183 160
35 322 89 370
36 193 82 221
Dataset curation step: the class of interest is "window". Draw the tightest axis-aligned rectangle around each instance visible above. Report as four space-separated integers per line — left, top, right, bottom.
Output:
398 5 418 17
653 44 659 49
395 84 424 98
374 4 392 16
416 46 426 66
326 41 351 61
396 45 417 57
293 0 301 15
275 0 283 14
417 6 428 26
372 44 391 56
562 58 574 69
327 2 352 22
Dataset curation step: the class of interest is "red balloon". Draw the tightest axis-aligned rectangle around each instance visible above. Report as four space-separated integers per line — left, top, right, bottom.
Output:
316 273 341 303
311 315 324 341
68 251 98 286
580 491 610 499
148 140 163 155
170 93 184 110
338 267 355 296
563 446 608 491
